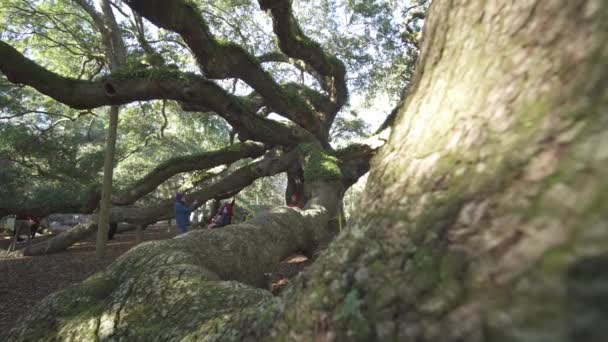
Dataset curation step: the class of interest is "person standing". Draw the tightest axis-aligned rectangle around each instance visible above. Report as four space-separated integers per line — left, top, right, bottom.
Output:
174 193 198 234
222 198 236 226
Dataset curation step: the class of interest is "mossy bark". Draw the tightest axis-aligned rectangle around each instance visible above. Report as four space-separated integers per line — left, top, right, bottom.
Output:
4 0 607 341
3 191 338 341
271 0 608 341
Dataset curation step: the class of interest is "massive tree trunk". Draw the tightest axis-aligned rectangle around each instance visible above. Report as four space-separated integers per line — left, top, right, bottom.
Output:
271 1 608 341
3 0 607 341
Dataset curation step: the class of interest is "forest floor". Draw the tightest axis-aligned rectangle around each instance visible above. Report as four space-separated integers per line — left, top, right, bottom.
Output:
0 224 309 333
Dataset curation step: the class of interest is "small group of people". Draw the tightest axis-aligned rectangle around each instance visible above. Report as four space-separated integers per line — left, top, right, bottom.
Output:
207 198 235 229
173 192 307 234
173 193 236 233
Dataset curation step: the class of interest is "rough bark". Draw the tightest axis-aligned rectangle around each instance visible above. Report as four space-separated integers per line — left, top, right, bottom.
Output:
271 0 608 341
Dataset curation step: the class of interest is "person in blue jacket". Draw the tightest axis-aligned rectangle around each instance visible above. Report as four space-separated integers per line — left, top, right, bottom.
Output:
174 193 198 234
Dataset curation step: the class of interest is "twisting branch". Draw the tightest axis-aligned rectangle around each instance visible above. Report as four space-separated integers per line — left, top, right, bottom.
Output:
159 100 168 137
112 141 267 205
258 0 348 126
115 133 155 164
109 148 299 224
0 40 315 146
124 0 327 140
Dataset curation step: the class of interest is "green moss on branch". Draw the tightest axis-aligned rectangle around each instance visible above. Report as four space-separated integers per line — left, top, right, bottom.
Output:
298 144 343 182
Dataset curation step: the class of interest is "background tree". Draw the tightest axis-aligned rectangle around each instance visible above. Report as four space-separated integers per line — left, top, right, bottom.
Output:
76 0 129 258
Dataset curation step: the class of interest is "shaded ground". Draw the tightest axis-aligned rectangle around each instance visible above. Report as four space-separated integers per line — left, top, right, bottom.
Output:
271 254 311 294
0 224 310 333
0 224 177 333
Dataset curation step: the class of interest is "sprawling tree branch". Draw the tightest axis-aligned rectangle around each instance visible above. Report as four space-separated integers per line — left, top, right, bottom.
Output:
112 142 267 205
335 142 379 188
0 186 101 219
0 142 266 218
124 0 327 140
258 0 348 126
109 149 299 225
257 51 324 85
0 41 313 146
14 142 372 258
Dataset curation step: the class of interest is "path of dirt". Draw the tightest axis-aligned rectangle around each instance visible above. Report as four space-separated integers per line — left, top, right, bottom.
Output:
0 224 309 333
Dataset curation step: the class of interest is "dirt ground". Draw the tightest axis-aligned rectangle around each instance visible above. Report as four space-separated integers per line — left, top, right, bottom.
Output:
0 224 309 333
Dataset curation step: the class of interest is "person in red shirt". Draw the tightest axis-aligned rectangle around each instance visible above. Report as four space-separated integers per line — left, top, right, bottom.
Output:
208 198 236 228
287 194 305 208
222 198 236 226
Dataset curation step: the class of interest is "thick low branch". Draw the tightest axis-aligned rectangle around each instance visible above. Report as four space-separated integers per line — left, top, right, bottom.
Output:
4 190 338 340
336 141 380 188
109 149 298 225
0 41 312 146
0 144 265 218
0 187 100 219
124 0 326 139
112 142 267 205
20 222 98 257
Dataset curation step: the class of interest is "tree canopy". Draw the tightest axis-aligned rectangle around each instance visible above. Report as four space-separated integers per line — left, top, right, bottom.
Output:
0 0 427 220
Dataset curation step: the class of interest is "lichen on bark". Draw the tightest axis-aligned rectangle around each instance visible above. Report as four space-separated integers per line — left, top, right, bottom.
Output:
268 0 608 341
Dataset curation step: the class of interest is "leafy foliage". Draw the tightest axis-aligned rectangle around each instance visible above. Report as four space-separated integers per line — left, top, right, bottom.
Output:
0 0 428 213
